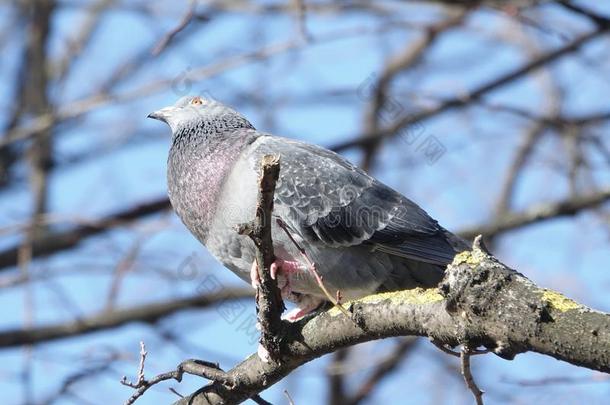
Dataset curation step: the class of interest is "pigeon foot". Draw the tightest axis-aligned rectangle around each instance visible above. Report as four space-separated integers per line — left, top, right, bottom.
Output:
249 258 303 298
250 258 323 321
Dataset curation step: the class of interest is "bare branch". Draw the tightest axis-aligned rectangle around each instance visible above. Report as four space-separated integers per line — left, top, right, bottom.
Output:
0 25 403 151
121 341 148 388
459 187 610 240
0 197 170 270
151 0 198 56
122 358 236 405
123 355 269 405
558 1 610 28
292 0 310 42
3 184 607 274
0 289 253 348
344 338 417 405
461 345 484 405
237 155 285 361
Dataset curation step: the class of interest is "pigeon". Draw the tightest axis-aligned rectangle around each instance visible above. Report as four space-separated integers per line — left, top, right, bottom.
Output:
149 96 468 320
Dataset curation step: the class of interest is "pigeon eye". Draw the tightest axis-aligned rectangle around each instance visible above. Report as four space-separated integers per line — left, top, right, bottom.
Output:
191 97 203 106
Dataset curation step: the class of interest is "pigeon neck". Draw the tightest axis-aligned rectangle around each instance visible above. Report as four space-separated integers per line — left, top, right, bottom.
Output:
171 114 254 140
167 127 257 241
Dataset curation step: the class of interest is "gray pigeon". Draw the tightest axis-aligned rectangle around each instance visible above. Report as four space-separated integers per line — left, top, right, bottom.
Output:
149 96 468 320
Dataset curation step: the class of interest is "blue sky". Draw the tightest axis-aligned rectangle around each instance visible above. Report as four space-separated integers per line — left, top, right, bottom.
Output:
1 1 610 404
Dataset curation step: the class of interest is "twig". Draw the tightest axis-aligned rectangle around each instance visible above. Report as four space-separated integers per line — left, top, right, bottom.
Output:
327 349 349 405
40 359 116 405
2 184 609 274
430 339 461 357
179 359 235 385
120 341 147 388
503 374 610 387
54 0 114 82
0 196 170 271
292 0 310 42
461 346 484 405
121 354 236 405
105 236 145 310
360 9 466 169
251 394 274 405
458 187 610 240
558 1 610 28
168 387 183 398
237 155 285 361
152 0 197 56
284 389 296 405
345 338 416 405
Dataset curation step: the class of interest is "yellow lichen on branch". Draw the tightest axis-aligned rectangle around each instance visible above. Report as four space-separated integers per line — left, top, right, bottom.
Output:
541 290 581 312
327 287 443 317
452 251 480 267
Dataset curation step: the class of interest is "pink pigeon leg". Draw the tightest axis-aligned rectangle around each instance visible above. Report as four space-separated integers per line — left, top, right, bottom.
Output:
251 257 322 322
251 258 302 291
270 258 302 280
271 258 326 320
269 258 304 300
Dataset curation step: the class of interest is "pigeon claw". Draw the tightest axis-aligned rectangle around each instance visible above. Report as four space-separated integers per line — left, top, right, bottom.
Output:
270 261 279 280
250 258 323 321
249 260 260 289
250 258 302 292
271 259 302 276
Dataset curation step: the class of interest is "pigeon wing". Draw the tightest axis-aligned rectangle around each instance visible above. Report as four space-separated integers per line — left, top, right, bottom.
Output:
252 136 460 266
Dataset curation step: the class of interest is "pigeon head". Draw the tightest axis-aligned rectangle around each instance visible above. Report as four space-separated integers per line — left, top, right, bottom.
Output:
148 96 254 133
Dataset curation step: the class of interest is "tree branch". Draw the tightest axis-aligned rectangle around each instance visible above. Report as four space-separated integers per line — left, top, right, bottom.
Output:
0 197 170 270
0 288 253 348
343 338 417 405
238 155 285 361
151 0 198 56
154 236 610 405
459 187 610 240
461 345 484 405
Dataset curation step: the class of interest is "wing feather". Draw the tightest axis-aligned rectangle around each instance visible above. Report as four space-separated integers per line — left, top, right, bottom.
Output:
251 136 462 265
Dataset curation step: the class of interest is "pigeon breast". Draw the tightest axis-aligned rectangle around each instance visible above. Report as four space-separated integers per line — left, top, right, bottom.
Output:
167 124 258 244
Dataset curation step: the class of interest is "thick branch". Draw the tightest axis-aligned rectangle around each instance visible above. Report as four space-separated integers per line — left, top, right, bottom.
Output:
172 237 610 405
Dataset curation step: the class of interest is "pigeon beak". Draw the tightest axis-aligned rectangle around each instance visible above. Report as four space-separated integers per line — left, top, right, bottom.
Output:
147 107 176 123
